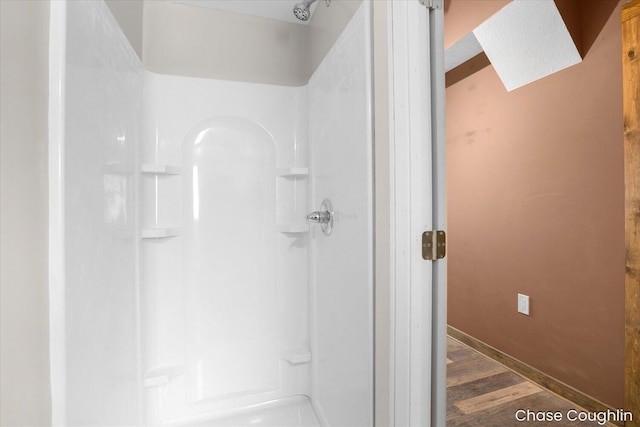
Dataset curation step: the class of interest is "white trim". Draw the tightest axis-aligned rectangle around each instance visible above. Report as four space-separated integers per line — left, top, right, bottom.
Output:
388 1 434 425
429 5 447 427
48 1 67 425
385 2 397 422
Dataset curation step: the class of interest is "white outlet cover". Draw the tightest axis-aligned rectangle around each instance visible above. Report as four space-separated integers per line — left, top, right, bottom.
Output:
517 293 530 315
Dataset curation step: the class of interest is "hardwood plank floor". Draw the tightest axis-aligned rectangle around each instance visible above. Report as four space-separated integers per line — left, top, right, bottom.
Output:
447 337 615 426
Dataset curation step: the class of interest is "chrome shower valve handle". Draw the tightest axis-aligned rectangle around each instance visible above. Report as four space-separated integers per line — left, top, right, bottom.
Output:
307 199 333 235
306 211 331 224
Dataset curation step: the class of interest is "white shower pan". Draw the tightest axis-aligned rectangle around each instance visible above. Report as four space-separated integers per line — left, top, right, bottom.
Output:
168 396 320 427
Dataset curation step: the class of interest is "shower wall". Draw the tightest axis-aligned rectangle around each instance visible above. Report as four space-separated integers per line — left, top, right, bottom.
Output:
141 72 310 423
142 1 309 86
308 3 373 425
50 0 143 425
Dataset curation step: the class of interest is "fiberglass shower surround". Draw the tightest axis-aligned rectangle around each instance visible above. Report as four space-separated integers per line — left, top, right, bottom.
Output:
49 0 374 425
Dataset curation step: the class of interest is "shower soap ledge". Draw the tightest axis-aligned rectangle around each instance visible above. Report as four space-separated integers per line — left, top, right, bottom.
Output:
143 375 169 388
141 227 181 239
141 163 181 175
276 167 309 177
281 348 311 365
277 224 309 233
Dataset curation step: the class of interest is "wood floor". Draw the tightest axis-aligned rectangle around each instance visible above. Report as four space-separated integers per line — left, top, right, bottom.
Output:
446 337 614 426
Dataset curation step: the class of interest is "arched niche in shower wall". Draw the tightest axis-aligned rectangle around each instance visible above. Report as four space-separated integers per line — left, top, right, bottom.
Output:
182 116 278 403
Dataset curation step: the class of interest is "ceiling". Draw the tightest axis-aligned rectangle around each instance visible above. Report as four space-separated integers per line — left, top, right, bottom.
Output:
171 0 318 25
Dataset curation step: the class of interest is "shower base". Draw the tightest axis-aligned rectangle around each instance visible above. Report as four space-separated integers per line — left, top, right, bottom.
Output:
167 395 322 427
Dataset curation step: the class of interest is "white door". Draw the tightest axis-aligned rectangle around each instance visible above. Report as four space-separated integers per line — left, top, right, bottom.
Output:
388 1 446 426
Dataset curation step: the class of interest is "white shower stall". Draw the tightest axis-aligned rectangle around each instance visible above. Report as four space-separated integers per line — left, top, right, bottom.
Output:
49 0 377 425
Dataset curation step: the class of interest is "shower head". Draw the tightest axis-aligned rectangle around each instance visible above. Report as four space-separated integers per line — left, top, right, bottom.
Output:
293 0 316 21
293 0 330 21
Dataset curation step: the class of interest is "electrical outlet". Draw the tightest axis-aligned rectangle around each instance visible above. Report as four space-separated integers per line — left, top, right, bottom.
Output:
517 293 530 315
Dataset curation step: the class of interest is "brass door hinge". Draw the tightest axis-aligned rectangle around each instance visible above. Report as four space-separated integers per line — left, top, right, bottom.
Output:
419 0 443 10
422 230 446 260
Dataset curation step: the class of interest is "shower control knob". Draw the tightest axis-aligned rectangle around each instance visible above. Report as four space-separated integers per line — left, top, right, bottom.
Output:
307 199 333 236
306 211 331 224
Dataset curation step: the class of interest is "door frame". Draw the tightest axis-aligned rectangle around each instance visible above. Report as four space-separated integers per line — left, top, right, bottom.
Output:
384 1 446 425
379 2 640 426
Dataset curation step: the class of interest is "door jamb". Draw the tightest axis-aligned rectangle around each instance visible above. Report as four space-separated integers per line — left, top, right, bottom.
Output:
386 1 446 425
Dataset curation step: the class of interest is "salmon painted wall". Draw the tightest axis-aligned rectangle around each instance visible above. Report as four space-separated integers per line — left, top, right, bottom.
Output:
445 0 625 407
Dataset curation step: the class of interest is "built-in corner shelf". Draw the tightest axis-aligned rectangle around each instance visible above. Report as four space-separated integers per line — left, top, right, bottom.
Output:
141 227 181 239
141 163 181 175
277 224 309 234
276 167 308 234
143 364 184 388
276 167 309 178
281 348 311 365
